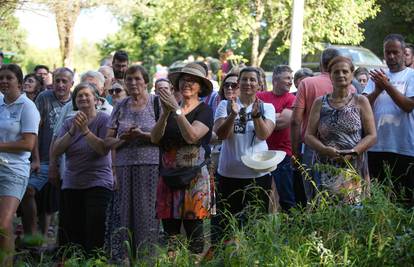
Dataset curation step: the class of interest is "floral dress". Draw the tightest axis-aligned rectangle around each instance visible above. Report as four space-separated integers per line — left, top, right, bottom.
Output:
156 102 215 219
313 94 369 203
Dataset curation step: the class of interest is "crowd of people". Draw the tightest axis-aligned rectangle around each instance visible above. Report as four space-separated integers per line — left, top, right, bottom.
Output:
0 33 414 265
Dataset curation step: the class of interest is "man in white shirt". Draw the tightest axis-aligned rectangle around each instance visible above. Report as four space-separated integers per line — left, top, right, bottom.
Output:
364 34 414 206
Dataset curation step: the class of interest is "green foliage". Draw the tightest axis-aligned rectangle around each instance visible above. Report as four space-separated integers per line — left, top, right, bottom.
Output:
21 41 100 74
0 14 28 64
99 0 379 68
362 0 414 57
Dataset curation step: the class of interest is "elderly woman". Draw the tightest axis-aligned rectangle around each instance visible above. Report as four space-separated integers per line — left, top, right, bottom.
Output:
52 82 113 253
0 64 40 265
213 67 275 238
151 62 214 255
23 73 44 101
105 65 160 262
108 81 127 106
305 56 376 203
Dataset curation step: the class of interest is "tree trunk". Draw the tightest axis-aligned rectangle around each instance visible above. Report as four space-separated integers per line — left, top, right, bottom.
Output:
54 1 81 68
256 28 281 67
250 0 264 67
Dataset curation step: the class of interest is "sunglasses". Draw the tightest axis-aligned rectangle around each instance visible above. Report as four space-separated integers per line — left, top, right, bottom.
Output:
109 88 123 95
223 82 238 89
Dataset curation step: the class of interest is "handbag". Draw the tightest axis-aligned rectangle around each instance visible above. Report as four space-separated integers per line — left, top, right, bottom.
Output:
160 160 209 189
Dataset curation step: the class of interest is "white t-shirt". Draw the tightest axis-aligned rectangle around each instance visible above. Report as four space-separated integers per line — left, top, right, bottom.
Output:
363 67 414 156
214 98 276 178
0 94 40 176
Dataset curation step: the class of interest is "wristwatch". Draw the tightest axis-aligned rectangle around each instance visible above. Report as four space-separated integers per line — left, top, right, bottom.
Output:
175 108 183 116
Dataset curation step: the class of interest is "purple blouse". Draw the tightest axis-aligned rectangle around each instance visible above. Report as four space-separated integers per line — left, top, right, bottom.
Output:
58 112 114 190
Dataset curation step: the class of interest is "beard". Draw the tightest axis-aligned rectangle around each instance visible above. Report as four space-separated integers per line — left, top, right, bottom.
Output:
114 70 125 79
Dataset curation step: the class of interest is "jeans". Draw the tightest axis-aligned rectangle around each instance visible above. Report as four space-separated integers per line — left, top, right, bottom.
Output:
301 144 320 201
271 155 296 211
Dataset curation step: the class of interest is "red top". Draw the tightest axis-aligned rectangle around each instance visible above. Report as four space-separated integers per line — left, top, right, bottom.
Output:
257 91 296 156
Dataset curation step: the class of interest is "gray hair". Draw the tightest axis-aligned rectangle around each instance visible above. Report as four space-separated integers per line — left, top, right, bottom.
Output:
80 70 105 89
272 65 293 79
98 65 114 79
53 67 74 80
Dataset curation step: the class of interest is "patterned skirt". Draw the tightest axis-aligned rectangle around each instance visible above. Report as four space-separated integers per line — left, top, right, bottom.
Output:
105 164 159 262
156 146 215 219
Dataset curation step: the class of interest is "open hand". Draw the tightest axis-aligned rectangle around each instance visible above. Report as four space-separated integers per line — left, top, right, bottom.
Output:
369 69 389 92
252 97 262 118
73 111 89 134
229 99 239 115
158 87 180 112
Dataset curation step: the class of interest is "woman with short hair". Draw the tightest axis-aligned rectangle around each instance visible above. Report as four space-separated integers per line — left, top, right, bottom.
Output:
52 82 113 253
23 73 44 101
105 65 160 262
213 66 275 240
0 64 40 266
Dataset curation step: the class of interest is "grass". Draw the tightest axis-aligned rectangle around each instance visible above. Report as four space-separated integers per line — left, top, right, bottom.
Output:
5 181 414 266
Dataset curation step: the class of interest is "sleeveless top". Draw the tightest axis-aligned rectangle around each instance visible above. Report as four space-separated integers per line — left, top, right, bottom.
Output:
317 94 362 150
314 94 369 203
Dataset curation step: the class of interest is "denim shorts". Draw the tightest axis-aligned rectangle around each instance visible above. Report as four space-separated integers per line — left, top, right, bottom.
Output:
28 163 49 191
0 165 29 201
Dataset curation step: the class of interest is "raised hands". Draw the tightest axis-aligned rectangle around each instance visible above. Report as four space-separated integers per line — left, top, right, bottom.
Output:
228 99 239 115
251 97 262 118
73 111 90 135
369 68 390 92
158 87 180 112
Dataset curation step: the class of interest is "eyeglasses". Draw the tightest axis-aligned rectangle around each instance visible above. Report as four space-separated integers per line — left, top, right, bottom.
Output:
109 88 123 95
179 77 200 85
223 82 238 90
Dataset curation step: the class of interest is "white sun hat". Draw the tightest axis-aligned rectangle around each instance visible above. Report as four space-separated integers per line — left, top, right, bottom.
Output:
241 150 286 173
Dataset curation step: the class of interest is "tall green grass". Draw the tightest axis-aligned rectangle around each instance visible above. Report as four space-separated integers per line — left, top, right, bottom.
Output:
8 181 414 266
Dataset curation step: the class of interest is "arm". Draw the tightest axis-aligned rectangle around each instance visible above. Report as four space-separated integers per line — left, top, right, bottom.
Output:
304 98 338 158
352 96 377 154
82 129 110 156
274 109 293 131
30 138 40 173
52 124 76 157
214 114 237 140
0 133 37 153
290 107 304 159
150 109 171 144
369 68 414 112
252 117 275 140
174 114 210 144
104 128 126 149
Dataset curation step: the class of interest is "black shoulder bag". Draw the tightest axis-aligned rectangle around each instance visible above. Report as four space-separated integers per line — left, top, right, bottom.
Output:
160 159 210 189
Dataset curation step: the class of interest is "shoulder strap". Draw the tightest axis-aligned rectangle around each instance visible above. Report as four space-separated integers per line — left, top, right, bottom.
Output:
153 95 160 121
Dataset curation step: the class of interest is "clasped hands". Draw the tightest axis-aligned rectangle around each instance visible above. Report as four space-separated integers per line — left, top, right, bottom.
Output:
68 111 90 136
323 146 357 161
228 97 262 118
158 87 180 112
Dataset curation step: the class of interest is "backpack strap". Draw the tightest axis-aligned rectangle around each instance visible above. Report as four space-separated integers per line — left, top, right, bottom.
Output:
153 95 160 121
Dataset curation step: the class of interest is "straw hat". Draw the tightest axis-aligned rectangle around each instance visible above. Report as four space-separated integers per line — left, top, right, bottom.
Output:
168 62 213 97
241 150 286 173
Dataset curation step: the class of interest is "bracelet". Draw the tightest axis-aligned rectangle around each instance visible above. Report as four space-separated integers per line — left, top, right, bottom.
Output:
82 130 90 137
252 112 262 119
67 131 74 137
